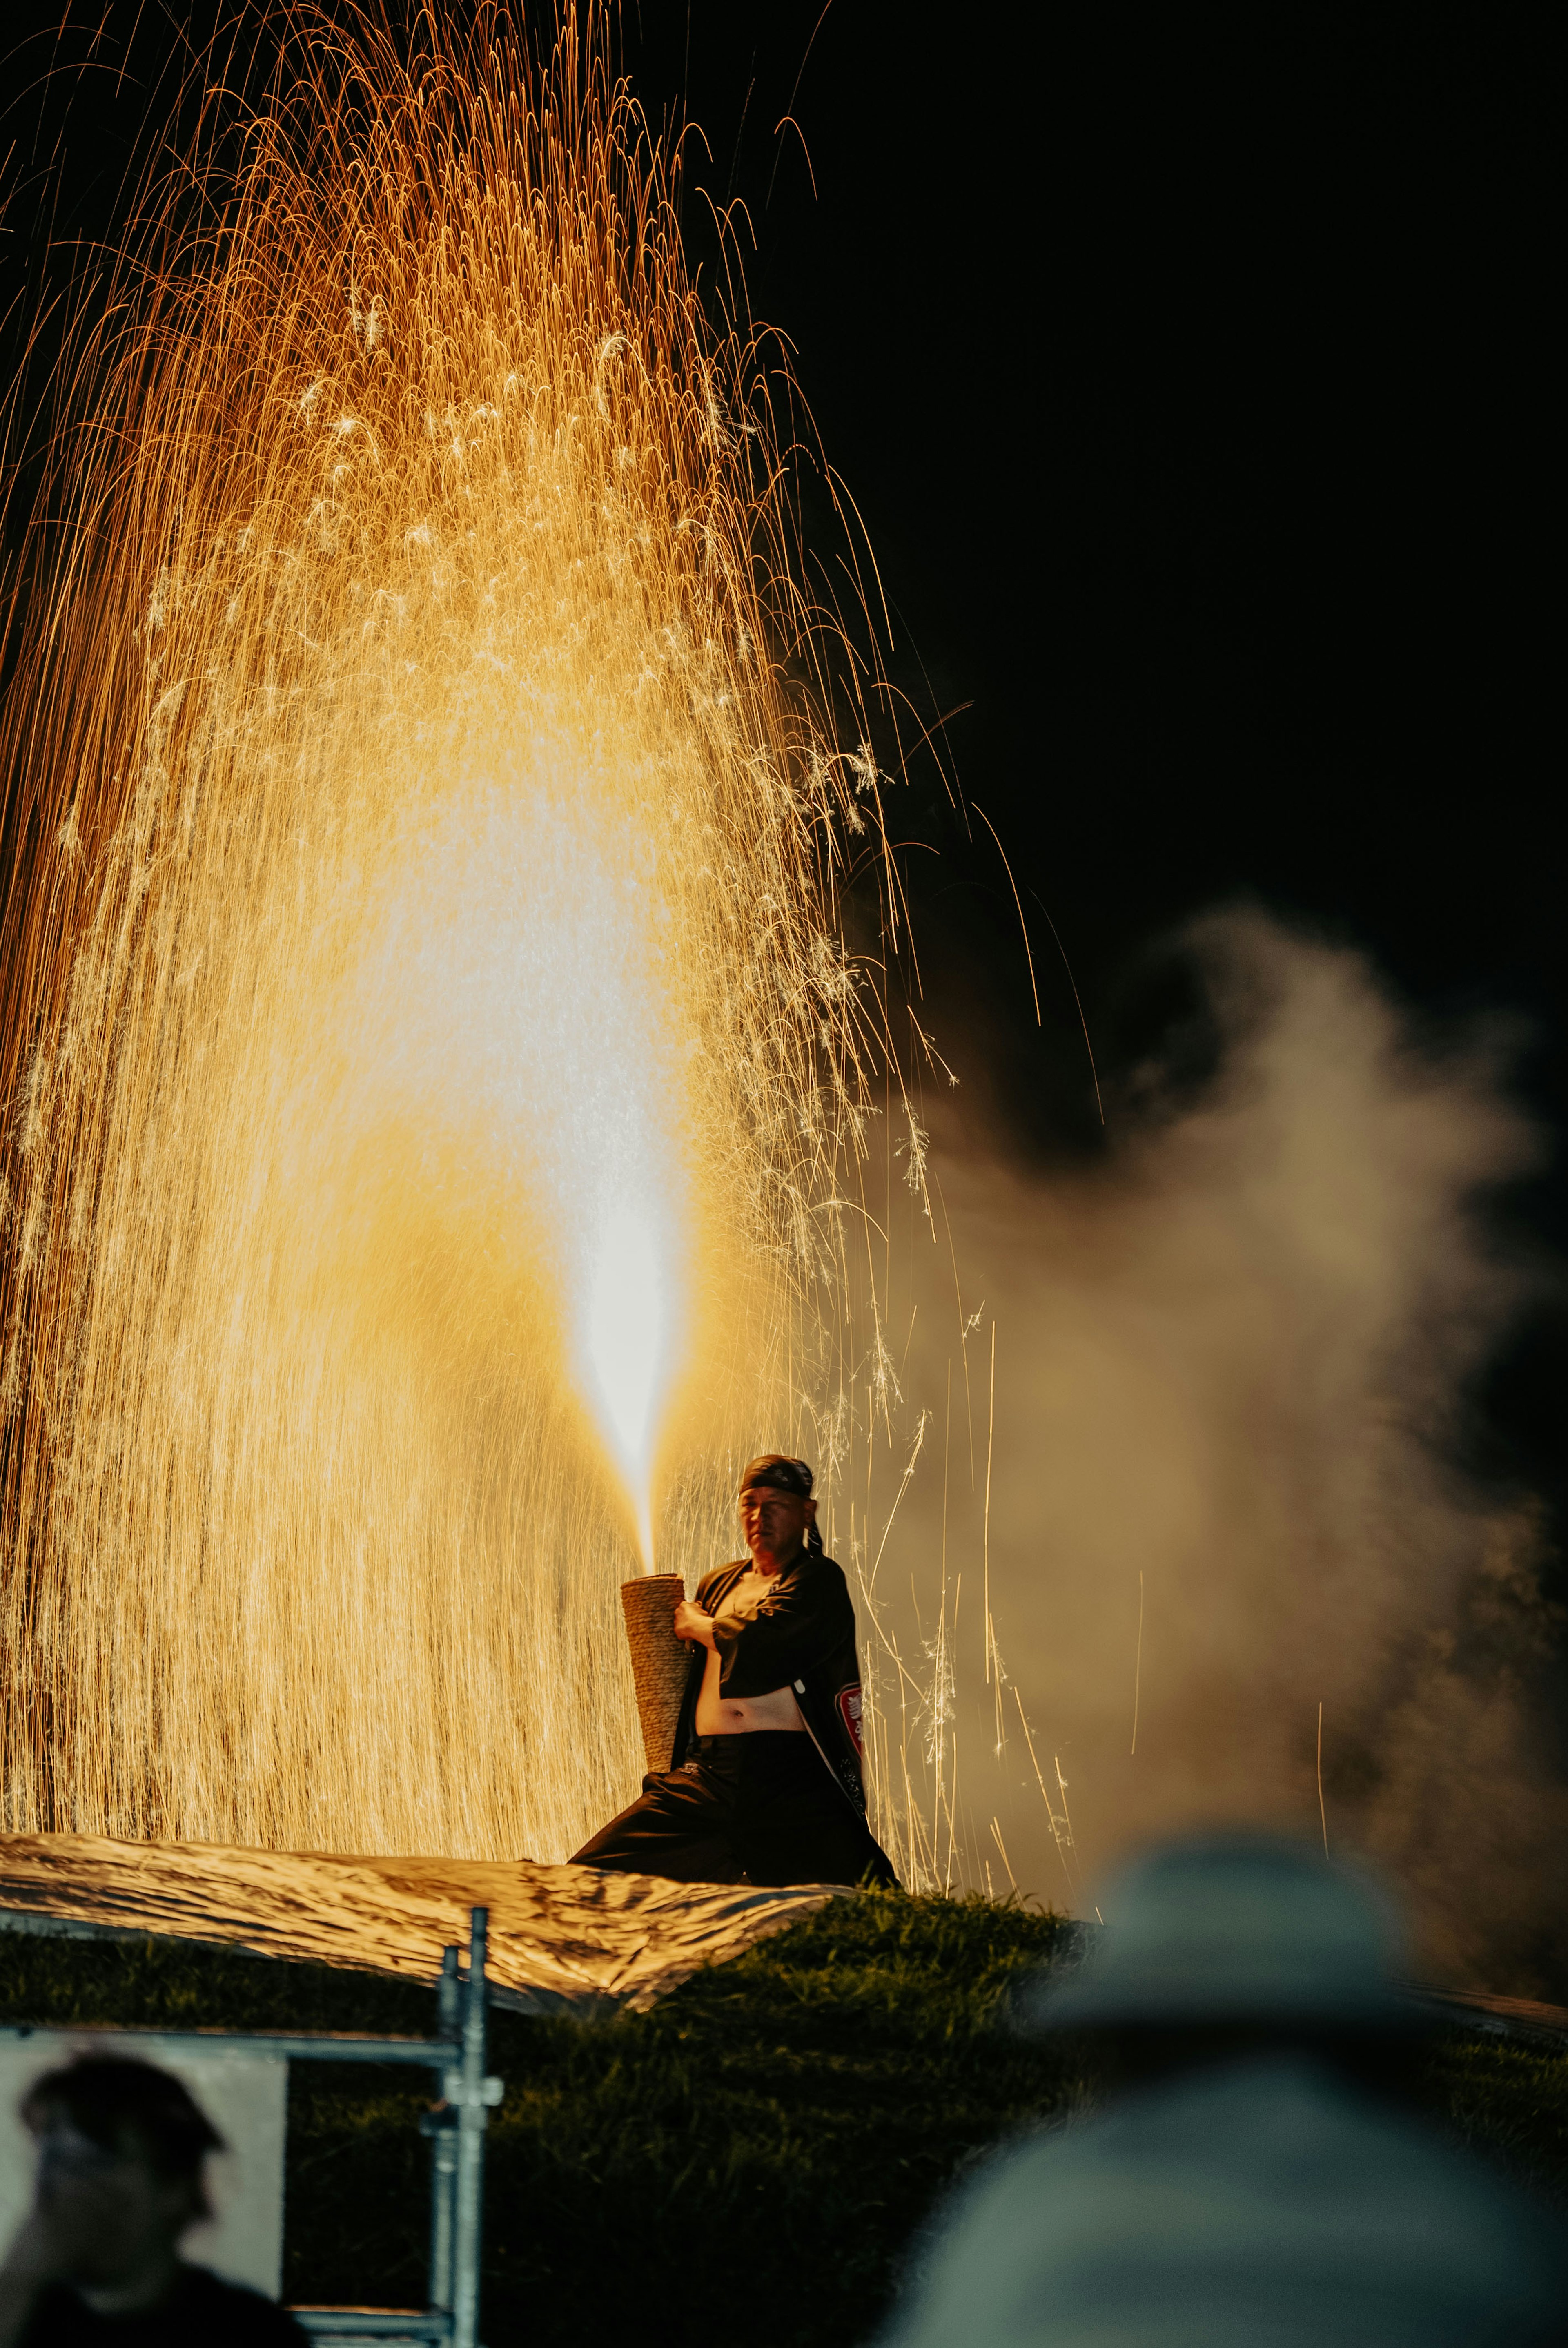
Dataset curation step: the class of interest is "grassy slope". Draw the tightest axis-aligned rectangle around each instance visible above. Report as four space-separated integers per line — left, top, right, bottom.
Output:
4 1893 1567 2345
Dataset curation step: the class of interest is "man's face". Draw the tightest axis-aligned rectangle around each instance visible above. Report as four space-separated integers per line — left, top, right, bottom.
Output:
31 2113 193 2284
739 1483 813 1570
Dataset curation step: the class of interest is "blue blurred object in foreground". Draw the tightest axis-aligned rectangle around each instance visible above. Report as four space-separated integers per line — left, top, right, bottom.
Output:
878 1835 1568 2347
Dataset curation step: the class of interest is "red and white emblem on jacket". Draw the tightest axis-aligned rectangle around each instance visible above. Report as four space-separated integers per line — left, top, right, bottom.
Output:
837 1683 864 1757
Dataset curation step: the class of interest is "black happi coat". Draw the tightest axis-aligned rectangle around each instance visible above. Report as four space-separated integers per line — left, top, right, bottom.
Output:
672 1549 870 1815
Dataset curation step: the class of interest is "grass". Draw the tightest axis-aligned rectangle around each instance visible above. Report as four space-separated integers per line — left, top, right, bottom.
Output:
4 1895 1568 2345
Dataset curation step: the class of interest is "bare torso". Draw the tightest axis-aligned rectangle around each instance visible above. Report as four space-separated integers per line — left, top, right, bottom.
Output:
693 1565 807 1737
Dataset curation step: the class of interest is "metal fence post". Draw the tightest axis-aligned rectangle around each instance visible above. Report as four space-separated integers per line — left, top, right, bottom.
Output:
423 1943 462 2316
452 1906 490 2348
2 1969 494 2344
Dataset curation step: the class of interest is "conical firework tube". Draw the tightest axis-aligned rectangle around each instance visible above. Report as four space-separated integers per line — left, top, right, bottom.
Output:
620 1575 690 1774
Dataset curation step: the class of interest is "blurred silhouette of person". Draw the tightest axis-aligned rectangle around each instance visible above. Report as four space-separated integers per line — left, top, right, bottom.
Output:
0 2053 304 2344
876 1835 1568 2346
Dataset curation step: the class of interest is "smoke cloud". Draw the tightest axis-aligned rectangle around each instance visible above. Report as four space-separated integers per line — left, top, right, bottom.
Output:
866 906 1566 1996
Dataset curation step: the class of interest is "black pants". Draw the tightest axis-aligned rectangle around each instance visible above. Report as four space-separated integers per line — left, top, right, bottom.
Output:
570 1733 898 1888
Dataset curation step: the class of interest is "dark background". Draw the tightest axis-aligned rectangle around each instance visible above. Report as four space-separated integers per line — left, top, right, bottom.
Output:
646 3 1564 1578
4 6 1560 1535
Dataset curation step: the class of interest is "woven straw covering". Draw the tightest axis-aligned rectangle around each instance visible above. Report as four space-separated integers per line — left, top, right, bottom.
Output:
620 1574 691 1772
0 1835 845 2016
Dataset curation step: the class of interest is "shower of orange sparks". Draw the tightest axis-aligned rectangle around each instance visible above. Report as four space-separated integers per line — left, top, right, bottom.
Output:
0 2 923 1859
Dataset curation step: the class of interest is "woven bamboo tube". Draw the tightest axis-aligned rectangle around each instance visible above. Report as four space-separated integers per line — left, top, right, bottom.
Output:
620 1574 691 1774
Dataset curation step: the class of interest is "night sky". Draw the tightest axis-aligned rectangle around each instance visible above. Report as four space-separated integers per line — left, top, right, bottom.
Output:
4 8 1560 1546
631 4 1563 1570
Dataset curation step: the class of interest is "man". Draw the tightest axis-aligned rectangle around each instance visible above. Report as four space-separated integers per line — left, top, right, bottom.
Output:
0 2054 305 2345
875 1835 1568 2346
572 1454 897 1887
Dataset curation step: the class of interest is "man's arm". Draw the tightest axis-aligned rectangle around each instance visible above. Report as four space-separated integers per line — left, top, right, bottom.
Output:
672 1597 716 1648
673 1563 747 1652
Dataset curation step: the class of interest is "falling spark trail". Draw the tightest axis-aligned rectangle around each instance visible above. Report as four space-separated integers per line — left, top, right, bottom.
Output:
1012 1686 1077 1902
1131 1569 1145 1756
1317 1701 1329 1855
983 1319 996 1683
1029 887 1106 1128
989 1815 1016 1889
972 803 1040 1027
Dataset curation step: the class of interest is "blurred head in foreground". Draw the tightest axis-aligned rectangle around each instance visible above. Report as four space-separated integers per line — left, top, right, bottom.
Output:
877 1834 1568 2348
22 2056 222 2277
0 2054 303 2339
1029 1830 1418 2077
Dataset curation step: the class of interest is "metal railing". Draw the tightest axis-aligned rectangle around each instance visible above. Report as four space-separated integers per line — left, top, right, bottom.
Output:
0 1903 499 2347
